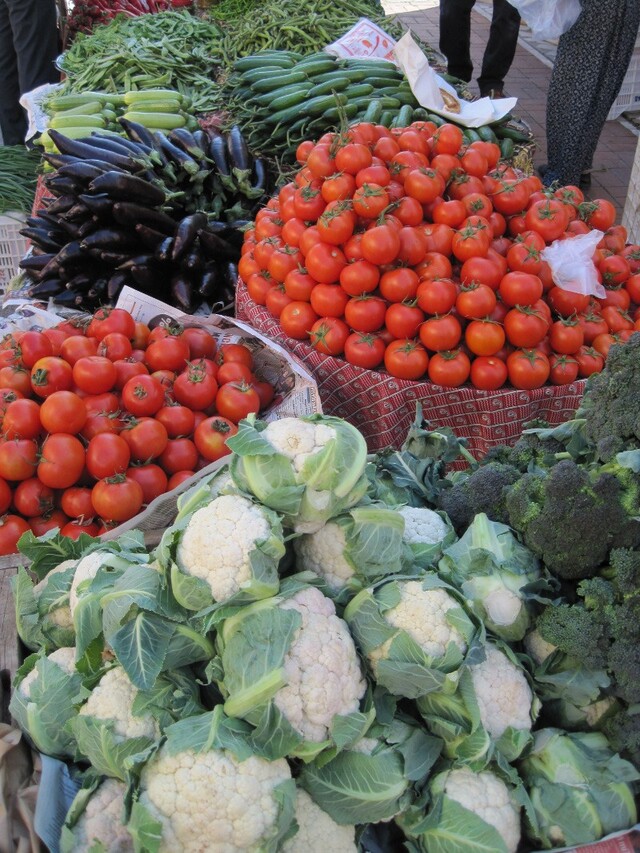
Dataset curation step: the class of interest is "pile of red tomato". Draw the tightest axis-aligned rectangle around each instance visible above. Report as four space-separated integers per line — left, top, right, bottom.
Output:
239 120 640 391
0 307 275 555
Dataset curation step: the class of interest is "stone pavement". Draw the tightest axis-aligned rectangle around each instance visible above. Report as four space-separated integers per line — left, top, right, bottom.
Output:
381 0 639 219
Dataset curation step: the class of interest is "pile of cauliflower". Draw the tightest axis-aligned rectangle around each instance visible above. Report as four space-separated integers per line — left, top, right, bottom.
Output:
9 414 639 853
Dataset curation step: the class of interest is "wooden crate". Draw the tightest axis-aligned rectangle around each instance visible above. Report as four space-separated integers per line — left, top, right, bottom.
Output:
0 564 20 724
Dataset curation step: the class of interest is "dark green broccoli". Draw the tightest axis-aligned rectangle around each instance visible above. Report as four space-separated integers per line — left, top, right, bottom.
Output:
436 461 521 532
536 602 609 670
601 706 640 769
505 459 639 580
578 332 640 461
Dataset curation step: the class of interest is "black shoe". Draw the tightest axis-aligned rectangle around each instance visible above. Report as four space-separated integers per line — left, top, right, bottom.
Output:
579 171 592 189
481 88 505 99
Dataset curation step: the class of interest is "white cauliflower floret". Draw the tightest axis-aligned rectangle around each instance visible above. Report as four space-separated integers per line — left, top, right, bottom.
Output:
176 494 272 602
19 646 77 698
70 551 112 616
262 418 336 474
369 581 468 671
67 778 133 853
293 522 354 591
78 666 159 741
34 560 75 630
282 789 357 853
137 745 291 852
523 629 557 666
276 587 365 742
444 767 520 853
399 507 449 545
470 645 533 738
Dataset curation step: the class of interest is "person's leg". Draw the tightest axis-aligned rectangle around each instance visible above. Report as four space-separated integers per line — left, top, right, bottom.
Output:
439 0 476 83
545 0 640 187
477 0 521 96
0 0 24 146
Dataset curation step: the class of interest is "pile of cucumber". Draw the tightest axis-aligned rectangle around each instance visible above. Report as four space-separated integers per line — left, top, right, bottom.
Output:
41 89 198 155
224 49 531 161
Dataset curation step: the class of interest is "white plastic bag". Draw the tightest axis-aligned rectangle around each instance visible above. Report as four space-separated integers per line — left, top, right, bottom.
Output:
508 0 582 41
324 17 397 62
541 230 606 298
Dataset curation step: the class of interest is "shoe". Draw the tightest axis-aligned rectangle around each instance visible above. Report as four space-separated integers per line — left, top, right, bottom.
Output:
481 88 505 99
579 171 592 189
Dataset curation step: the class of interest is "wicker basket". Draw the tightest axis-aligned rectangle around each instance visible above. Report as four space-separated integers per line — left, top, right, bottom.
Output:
0 212 27 289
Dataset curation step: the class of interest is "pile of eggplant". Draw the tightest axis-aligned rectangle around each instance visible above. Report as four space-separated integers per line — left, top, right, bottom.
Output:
20 121 270 313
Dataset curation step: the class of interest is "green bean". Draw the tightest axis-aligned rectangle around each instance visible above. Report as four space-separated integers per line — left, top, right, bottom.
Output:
0 146 40 214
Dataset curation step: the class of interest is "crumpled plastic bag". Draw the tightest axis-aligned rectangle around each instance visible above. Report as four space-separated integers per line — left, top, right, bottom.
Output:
324 17 397 63
507 0 582 41
541 230 606 298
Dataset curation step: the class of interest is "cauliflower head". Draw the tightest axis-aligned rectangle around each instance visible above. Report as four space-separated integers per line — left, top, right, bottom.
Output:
399 507 449 545
262 418 336 474
176 494 282 604
34 560 75 631
78 666 160 741
523 629 557 666
369 580 468 672
293 522 354 591
276 587 366 743
137 745 292 853
69 551 111 617
19 646 77 699
282 789 357 853
444 767 521 853
470 645 534 738
65 778 133 853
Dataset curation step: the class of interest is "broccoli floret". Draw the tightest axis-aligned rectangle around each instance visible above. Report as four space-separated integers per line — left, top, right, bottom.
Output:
437 461 520 532
578 332 640 461
505 459 639 580
606 547 640 597
601 707 640 770
536 603 609 670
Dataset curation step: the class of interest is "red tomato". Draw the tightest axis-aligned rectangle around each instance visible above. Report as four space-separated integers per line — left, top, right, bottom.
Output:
38 433 85 488
121 374 166 417
352 183 390 219
158 438 199 475
404 168 444 204
305 242 347 283
121 417 168 462
72 356 116 395
126 464 169 505
384 339 429 380
13 478 55 518
601 305 634 333
361 222 401 265
321 171 357 203
549 318 584 354
581 198 616 231
113 358 148 391
470 355 508 390
215 382 261 422
546 286 591 317
29 510 69 537
419 314 462 352
155 404 196 439
379 268 420 303
524 198 569 242
2 398 41 439
339 260 380 297
397 226 428 266
31 357 74 398
216 362 253 386
91 307 136 341
0 514 30 555
18 331 53 368
309 317 350 355
182 327 216 360
97 332 132 362
0 438 38 481
498 272 543 307
344 332 386 369
504 306 549 348
385 303 425 339
280 302 320 340
415 251 453 281
194 416 238 462
265 284 294 319
575 345 605 377
216 344 253 368
598 286 631 311
60 335 98 365
506 348 550 388
598 254 630 288
548 354 580 385
61 486 95 519
0 478 11 515
167 471 195 490
490 179 531 216
284 268 318 301
0 366 32 397
310 284 350 318
432 123 464 155
416 278 458 315
60 519 100 540
39 391 87 435
456 283 497 320
344 295 387 333
173 363 219 411
465 319 506 356
91 475 144 522
427 349 471 387
145 335 190 373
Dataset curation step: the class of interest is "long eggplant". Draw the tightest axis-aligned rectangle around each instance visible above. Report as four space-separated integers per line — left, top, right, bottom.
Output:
181 248 204 275
77 218 100 240
250 158 267 193
20 228 64 253
135 223 168 250
19 253 56 274
40 240 86 278
28 278 65 299
117 253 157 272
197 227 239 260
53 288 86 308
97 251 138 266
88 132 152 157
58 162 108 183
209 135 230 177
87 278 108 300
88 172 166 207
46 195 76 215
107 270 130 302
154 132 199 176
227 125 251 172
172 212 207 262
80 228 140 251
112 202 176 234
77 193 113 218
170 273 196 313
64 273 93 292
44 175 83 198
48 130 138 171
219 260 239 306
168 128 207 161
131 263 162 291
155 236 174 263
118 117 157 148
198 264 220 300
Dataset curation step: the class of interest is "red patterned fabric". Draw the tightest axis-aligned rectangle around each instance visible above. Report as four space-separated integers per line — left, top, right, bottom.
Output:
32 175 54 215
236 282 587 458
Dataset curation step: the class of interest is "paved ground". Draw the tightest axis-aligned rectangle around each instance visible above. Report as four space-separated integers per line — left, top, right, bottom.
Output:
381 0 639 218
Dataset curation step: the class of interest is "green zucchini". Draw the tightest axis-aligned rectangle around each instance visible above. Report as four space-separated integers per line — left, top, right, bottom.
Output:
250 71 308 93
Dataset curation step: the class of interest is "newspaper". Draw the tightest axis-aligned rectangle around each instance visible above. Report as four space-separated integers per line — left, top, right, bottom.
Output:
324 17 398 63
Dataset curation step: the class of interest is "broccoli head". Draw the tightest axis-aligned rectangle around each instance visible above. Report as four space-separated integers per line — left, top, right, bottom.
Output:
536 602 609 670
437 461 521 533
601 707 640 771
578 332 640 461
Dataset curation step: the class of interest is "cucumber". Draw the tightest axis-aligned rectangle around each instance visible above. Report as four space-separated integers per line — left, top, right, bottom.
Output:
393 90 420 106
53 100 104 117
268 87 315 112
297 58 340 77
412 107 429 121
493 123 531 142
307 77 351 98
378 96 402 109
343 83 375 99
120 100 184 113
300 92 348 116
101 109 118 123
123 89 183 105
379 110 394 127
233 54 295 71
396 104 414 127
427 112 445 127
47 92 110 110
323 103 359 122
477 124 499 143
500 138 515 160
343 59 400 73
250 71 308 93
364 76 406 89
241 66 300 84
361 99 384 123
313 68 369 84
122 111 186 129
50 114 106 129
267 103 313 129
463 128 482 143
252 83 313 106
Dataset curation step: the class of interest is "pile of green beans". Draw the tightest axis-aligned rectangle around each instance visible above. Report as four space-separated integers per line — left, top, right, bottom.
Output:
0 146 40 214
58 11 224 112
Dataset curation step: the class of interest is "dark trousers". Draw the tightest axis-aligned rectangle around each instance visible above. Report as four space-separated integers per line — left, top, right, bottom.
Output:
0 0 59 146
439 0 521 95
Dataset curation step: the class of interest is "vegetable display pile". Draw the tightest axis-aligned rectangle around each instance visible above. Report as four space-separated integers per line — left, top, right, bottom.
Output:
0 146 41 215
219 51 529 161
65 0 175 41
57 11 224 112
239 119 640 390
8 354 640 851
0 306 276 553
21 122 269 313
